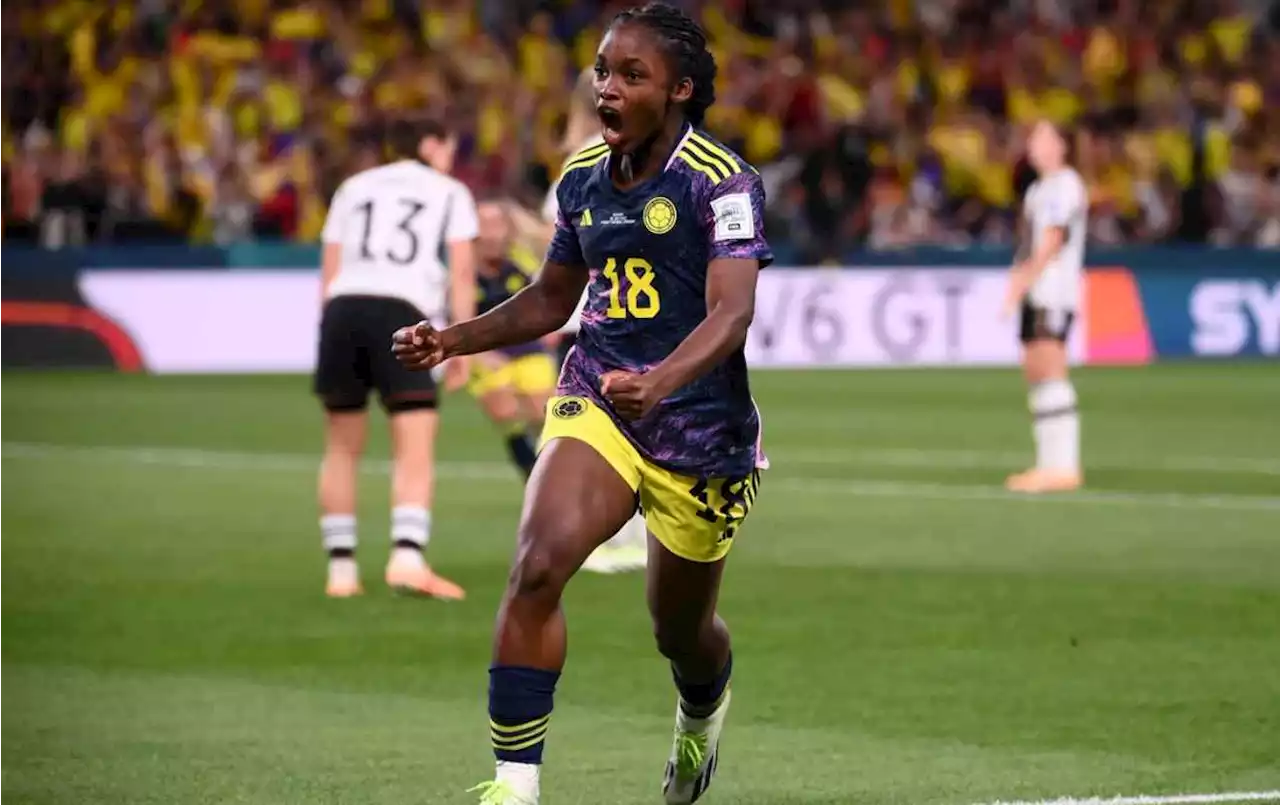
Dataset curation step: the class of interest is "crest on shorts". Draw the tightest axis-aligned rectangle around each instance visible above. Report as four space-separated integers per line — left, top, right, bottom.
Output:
552 397 587 419
642 196 677 235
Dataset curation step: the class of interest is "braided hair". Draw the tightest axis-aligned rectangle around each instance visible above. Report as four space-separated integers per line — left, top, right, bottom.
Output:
609 3 717 127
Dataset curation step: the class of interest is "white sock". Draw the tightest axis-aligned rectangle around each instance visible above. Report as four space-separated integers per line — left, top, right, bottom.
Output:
391 506 431 558
1029 379 1080 473
495 760 540 797
320 513 357 555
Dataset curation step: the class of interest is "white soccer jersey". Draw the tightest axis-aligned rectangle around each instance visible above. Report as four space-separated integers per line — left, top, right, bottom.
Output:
543 136 604 334
322 160 479 321
1023 167 1088 310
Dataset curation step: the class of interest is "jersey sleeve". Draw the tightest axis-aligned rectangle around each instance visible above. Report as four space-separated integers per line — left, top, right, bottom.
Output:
1040 175 1085 228
320 184 348 245
445 182 480 243
701 170 773 267
545 181 585 266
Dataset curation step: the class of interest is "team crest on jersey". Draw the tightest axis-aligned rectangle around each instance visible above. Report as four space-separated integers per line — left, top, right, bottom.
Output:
552 396 587 420
642 197 678 235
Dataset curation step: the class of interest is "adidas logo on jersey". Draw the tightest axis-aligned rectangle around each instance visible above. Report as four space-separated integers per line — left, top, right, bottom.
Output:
579 209 593 227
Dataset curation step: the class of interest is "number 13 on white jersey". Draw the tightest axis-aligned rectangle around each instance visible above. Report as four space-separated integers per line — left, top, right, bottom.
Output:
322 160 479 320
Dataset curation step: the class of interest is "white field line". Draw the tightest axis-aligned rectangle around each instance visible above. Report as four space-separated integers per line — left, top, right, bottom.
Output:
974 791 1280 805
783 448 1280 476
5 442 1280 513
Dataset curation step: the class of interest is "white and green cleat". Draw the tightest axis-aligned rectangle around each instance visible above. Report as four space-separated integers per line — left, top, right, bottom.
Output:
469 761 540 805
662 689 730 804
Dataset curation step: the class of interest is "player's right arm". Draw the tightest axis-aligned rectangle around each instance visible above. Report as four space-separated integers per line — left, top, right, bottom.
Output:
393 193 588 371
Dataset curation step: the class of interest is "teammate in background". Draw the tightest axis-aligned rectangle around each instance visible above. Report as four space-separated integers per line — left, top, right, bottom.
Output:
1003 120 1087 493
395 5 770 802
543 65 650 575
471 199 560 477
315 119 477 600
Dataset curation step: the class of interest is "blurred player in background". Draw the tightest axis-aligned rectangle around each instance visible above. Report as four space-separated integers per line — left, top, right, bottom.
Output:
543 65 649 575
1003 120 1087 493
471 199 559 477
394 4 771 801
314 119 477 600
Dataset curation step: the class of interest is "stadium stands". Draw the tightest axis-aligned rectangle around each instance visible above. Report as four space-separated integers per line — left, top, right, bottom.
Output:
3 0 1279 259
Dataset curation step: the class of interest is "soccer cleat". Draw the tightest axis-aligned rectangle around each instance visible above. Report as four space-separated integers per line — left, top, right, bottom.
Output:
1005 469 1083 493
325 559 363 598
384 551 465 600
469 761 540 804
662 689 730 804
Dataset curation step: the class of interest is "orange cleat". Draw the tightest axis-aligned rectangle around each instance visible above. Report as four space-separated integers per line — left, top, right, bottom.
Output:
1005 468 1083 494
386 558 466 600
326 560 364 598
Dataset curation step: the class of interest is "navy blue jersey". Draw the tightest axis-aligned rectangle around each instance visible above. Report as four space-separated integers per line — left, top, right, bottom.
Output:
477 260 543 358
546 125 772 478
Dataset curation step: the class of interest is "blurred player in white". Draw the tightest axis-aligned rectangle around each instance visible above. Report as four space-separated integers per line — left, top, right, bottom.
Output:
539 68 648 574
315 119 477 598
1003 120 1087 493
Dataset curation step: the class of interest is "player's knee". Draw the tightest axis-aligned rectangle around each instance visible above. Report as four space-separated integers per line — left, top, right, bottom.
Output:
507 526 575 602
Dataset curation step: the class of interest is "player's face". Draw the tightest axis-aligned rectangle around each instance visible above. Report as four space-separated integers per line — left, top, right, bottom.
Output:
476 202 512 264
1027 122 1065 173
594 23 692 151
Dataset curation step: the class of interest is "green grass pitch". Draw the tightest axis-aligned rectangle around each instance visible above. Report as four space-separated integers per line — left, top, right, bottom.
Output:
3 366 1279 805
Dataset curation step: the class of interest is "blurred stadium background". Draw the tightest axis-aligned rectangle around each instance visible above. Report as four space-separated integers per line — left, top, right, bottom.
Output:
3 1 1279 804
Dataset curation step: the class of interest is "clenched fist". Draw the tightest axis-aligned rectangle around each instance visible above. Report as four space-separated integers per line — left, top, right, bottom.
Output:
392 321 470 390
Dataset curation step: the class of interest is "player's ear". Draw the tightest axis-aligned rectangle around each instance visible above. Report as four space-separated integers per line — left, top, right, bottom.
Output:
670 77 693 106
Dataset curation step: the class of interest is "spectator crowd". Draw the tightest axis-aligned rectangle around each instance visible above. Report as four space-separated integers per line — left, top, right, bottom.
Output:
4 0 1280 260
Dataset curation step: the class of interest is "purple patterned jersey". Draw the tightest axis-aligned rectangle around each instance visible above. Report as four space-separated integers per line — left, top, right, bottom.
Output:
546 126 772 479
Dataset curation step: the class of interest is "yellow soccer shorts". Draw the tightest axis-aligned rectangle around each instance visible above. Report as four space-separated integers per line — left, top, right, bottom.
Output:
469 353 559 398
539 395 762 563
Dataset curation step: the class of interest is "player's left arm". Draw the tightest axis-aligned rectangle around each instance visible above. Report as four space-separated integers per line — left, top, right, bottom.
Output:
605 172 771 417
641 255 759 399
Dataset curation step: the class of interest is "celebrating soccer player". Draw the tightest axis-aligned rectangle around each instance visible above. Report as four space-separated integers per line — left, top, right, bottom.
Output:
545 67 650 574
393 4 770 802
314 119 477 600
1003 120 1088 493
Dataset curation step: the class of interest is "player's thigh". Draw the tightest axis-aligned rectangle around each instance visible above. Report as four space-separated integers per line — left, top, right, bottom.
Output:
639 466 763 565
515 437 639 587
1019 303 1073 383
477 385 522 425
314 297 371 412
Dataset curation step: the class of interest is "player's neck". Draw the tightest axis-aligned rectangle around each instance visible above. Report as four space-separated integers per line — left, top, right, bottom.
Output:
612 116 687 189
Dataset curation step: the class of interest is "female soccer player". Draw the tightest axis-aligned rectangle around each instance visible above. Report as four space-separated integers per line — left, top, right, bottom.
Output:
548 66 650 575
315 120 472 601
393 5 770 802
1003 120 1087 493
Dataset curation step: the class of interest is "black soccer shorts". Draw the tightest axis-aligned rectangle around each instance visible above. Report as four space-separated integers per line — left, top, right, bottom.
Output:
314 295 438 414
1019 300 1075 344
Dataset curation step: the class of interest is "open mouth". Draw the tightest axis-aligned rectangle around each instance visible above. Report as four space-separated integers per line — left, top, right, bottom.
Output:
597 106 623 143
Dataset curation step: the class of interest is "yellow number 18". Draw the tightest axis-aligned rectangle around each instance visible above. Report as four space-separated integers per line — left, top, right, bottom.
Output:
603 257 661 319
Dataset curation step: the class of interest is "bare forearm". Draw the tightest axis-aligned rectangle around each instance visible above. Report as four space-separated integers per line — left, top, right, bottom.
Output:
647 307 753 398
445 285 576 358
